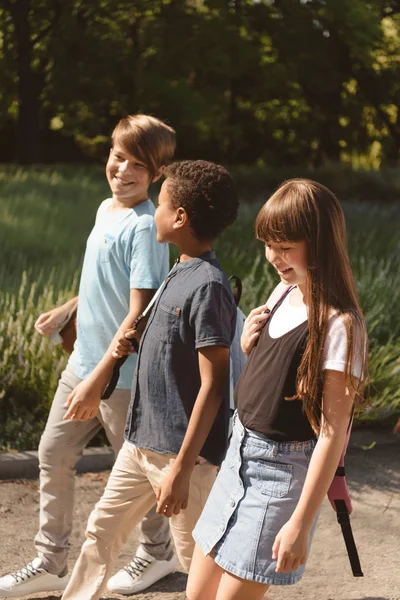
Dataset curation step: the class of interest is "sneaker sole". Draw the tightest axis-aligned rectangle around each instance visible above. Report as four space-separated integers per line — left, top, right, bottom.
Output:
108 563 177 595
0 579 69 597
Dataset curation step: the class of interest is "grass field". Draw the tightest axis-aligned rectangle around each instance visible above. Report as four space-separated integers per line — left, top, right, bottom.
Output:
0 165 399 450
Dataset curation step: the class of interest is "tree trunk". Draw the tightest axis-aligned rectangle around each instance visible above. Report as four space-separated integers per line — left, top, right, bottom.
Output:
11 0 43 163
227 0 243 164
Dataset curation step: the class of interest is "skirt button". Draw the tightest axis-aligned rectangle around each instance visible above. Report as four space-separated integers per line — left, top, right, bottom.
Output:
230 499 236 508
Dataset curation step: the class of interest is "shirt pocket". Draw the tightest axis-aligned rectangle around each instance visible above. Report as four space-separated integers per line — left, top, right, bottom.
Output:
99 235 114 263
254 459 292 498
150 302 181 344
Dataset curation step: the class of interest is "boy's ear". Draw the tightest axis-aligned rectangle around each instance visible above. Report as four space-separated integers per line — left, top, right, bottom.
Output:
152 165 165 183
173 207 188 229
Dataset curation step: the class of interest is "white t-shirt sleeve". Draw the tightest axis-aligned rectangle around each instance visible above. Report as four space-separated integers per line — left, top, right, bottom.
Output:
322 315 364 379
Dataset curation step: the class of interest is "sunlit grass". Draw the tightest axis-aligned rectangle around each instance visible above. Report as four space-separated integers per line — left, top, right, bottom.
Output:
0 166 399 449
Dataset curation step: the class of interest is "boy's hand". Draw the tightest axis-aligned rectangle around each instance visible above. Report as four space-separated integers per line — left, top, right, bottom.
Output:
111 328 138 358
63 380 102 421
35 305 71 336
111 315 149 358
156 466 191 518
241 304 271 355
272 518 310 574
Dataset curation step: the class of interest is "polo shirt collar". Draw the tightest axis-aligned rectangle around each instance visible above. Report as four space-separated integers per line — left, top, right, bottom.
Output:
175 250 216 271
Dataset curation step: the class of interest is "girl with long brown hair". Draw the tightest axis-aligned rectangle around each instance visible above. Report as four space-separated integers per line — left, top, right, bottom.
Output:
187 179 367 600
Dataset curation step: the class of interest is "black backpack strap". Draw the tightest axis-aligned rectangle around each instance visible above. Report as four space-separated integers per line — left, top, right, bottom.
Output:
229 275 242 307
334 499 363 577
101 261 180 399
101 338 139 400
268 285 296 317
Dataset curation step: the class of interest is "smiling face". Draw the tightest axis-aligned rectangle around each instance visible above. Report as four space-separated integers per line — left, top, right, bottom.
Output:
265 240 308 286
106 145 153 205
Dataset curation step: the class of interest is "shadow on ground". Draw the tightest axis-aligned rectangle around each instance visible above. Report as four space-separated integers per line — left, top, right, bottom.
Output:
30 572 187 600
346 444 400 495
354 597 393 600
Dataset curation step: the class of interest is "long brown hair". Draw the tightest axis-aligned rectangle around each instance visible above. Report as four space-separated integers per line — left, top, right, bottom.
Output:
255 179 368 433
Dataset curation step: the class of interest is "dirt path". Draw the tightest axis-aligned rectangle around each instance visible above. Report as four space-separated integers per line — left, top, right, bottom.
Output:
0 440 399 600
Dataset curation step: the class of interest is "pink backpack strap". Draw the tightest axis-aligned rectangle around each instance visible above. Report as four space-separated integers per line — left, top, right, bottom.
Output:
327 418 353 513
327 416 363 577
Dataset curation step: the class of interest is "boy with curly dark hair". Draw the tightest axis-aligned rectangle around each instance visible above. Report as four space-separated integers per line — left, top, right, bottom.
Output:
61 160 239 600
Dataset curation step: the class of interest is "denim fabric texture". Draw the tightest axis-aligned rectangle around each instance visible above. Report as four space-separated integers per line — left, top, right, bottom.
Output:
193 412 318 585
125 251 237 466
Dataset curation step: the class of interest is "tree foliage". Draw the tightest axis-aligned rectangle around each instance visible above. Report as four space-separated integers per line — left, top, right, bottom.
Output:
0 0 399 166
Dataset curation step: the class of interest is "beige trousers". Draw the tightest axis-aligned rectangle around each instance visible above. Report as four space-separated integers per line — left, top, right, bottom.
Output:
61 440 218 600
35 364 172 575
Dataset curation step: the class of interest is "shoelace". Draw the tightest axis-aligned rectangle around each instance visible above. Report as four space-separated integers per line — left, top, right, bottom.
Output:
11 562 43 583
124 556 152 579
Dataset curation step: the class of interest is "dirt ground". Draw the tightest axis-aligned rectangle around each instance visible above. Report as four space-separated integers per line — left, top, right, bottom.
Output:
0 438 399 600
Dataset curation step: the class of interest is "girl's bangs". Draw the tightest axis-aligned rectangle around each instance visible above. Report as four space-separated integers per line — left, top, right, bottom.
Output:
255 193 307 243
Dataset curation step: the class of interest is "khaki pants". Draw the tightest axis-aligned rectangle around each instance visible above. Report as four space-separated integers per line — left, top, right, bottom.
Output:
62 440 218 600
35 364 172 575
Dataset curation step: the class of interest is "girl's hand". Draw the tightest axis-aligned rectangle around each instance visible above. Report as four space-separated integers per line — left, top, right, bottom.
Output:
241 304 271 355
272 518 310 573
156 466 191 518
34 305 71 336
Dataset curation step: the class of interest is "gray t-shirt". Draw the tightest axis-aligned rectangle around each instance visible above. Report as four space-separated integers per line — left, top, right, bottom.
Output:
125 251 237 466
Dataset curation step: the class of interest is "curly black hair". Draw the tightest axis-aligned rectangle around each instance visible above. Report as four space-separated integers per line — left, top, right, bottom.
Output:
164 160 239 241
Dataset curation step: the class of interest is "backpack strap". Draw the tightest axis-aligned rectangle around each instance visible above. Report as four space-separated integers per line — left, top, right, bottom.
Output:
265 282 292 313
229 276 243 307
333 498 363 577
102 261 179 400
327 415 364 577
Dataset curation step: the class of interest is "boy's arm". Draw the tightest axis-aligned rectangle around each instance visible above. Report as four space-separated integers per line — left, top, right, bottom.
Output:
65 220 168 420
156 344 230 517
64 288 155 421
35 296 78 336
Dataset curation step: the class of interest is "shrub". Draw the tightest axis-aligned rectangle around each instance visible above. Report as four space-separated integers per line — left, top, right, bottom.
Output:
0 166 399 450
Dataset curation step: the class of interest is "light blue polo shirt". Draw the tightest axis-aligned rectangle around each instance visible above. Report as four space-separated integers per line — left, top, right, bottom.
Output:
69 198 169 389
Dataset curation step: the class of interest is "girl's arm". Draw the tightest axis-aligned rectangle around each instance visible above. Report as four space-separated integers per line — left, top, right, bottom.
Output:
273 369 355 574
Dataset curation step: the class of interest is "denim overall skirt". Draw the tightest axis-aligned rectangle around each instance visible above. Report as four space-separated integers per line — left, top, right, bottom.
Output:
193 412 318 585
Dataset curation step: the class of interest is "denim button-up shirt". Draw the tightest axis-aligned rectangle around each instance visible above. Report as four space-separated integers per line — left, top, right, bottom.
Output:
125 251 237 466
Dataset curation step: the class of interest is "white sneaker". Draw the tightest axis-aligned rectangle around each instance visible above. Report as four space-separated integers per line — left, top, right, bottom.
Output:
0 557 70 598
107 546 177 595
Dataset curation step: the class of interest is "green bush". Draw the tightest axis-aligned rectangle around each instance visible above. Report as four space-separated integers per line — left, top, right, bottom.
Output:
0 166 399 450
229 164 400 204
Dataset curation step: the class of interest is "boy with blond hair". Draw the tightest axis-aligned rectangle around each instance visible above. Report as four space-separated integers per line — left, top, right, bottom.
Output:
0 115 178 597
